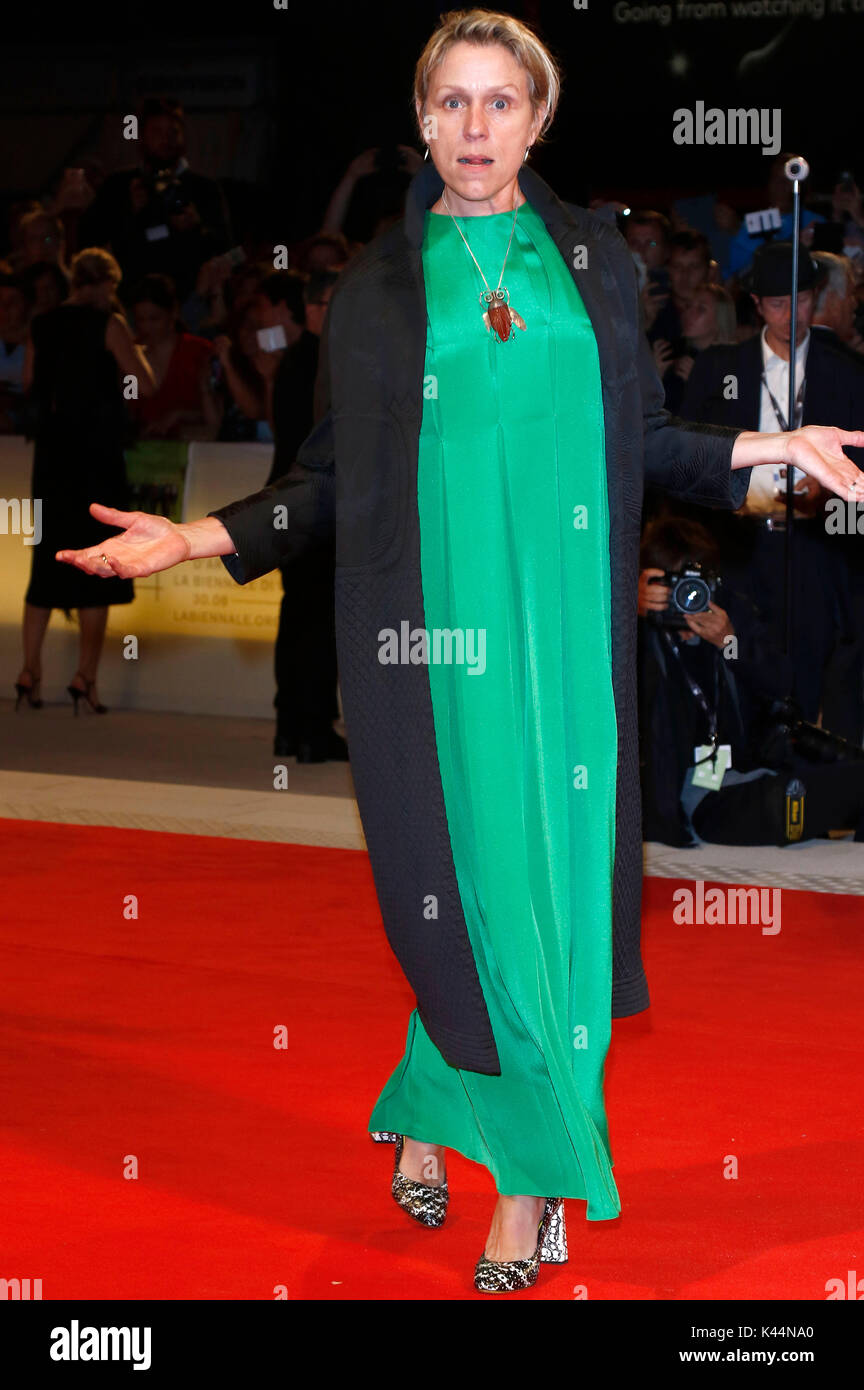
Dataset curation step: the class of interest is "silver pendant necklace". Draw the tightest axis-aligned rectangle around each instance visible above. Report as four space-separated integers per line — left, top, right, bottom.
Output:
441 189 527 343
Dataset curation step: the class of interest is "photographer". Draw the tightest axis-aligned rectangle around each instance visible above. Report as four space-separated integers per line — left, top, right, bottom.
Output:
638 516 864 848
79 97 231 305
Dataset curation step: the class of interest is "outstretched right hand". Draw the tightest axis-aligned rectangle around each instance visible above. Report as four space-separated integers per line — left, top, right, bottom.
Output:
56 503 192 579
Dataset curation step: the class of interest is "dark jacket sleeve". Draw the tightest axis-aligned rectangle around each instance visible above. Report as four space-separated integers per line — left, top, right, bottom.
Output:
206 318 335 585
639 323 752 509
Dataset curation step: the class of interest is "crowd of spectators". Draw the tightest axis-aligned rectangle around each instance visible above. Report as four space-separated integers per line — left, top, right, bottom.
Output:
0 98 358 449
5 95 864 791
4 115 864 448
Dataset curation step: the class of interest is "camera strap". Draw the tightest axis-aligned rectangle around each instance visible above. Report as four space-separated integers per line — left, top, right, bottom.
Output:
661 629 720 763
760 370 806 433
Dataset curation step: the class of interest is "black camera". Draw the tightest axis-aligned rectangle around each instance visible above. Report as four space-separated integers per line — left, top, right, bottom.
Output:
146 166 189 219
647 564 718 627
757 696 864 768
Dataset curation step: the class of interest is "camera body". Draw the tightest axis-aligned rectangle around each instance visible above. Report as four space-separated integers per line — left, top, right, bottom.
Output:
648 565 718 628
757 696 864 767
145 166 189 219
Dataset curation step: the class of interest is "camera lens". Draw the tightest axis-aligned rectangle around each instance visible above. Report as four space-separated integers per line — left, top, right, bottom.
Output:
673 577 710 613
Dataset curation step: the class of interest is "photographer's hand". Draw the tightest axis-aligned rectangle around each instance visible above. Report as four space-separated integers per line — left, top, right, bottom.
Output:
638 568 670 617
640 282 667 331
652 339 674 375
685 602 734 649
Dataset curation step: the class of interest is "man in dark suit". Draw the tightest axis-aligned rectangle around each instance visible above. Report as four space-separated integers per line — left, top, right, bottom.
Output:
79 97 231 304
681 241 864 739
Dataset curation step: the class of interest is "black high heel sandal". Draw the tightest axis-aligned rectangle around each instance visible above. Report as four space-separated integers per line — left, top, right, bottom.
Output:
14 669 43 710
67 673 107 716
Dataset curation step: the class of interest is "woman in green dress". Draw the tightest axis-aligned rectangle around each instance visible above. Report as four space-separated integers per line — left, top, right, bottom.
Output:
366 13 620 1290
57 9 864 1295
369 189 621 1237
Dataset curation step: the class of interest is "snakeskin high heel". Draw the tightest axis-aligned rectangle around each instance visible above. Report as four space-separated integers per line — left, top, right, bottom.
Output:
371 1131 449 1228
474 1198 567 1293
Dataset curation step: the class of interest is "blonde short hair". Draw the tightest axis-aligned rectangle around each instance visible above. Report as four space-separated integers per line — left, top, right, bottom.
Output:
70 247 122 290
811 250 853 311
691 282 738 347
414 8 561 142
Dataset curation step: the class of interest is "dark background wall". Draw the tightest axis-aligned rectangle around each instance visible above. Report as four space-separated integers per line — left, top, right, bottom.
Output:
3 0 861 245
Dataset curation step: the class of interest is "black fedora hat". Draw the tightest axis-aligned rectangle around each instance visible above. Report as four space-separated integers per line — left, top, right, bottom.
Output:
747 240 820 296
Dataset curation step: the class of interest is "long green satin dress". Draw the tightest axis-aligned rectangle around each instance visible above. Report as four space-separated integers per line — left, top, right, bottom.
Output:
368 201 621 1221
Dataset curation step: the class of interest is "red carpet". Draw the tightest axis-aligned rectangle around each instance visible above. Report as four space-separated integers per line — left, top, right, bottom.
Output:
1 818 861 1300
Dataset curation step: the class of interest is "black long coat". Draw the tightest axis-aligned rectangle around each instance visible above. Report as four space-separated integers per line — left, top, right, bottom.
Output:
209 164 750 1075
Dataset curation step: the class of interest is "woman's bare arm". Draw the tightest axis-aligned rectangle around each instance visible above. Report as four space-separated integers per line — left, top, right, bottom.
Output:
105 313 157 398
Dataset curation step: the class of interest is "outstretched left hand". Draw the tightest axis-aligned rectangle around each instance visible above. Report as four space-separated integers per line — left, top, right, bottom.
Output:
783 425 864 502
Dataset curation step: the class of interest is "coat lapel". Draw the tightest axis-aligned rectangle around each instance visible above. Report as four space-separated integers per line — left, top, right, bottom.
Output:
738 334 763 428
801 332 837 425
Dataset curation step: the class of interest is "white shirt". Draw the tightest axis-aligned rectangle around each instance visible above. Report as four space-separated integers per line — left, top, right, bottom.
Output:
743 326 809 513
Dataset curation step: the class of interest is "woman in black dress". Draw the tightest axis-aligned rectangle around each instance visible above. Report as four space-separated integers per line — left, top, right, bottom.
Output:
15 248 155 713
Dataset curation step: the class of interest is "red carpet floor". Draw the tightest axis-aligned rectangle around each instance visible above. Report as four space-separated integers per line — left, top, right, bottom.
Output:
1 818 862 1301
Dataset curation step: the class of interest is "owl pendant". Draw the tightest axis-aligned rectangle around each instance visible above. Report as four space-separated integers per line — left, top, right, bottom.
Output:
481 287 526 342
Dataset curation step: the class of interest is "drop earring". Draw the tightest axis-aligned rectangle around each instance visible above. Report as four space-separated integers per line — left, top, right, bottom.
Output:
523 145 531 163
424 144 430 161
